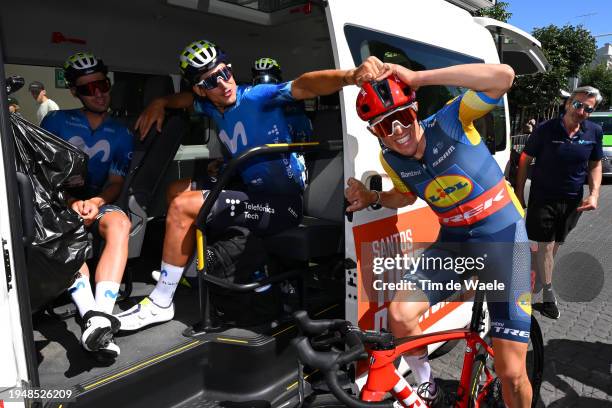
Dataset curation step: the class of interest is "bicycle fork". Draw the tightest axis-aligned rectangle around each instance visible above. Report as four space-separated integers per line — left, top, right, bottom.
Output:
361 364 427 408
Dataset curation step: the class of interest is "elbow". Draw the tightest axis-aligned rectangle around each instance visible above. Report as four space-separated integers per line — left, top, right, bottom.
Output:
499 64 515 92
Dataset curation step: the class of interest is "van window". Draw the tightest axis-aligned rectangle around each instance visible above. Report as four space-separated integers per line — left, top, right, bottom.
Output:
345 25 506 152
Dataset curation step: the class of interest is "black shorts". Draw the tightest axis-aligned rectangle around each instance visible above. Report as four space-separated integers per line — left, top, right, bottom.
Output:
526 198 582 243
193 175 303 236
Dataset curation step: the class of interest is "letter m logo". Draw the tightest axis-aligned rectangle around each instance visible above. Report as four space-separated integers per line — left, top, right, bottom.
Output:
218 121 247 154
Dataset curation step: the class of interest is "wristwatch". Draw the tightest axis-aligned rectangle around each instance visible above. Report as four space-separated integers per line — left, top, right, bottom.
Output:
370 190 382 210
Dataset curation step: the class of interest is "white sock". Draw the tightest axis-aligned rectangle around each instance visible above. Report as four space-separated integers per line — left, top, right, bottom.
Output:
149 262 184 307
68 274 96 318
406 352 432 386
95 281 121 314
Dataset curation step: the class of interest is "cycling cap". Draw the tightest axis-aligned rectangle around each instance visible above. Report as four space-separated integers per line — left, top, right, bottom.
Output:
179 40 228 84
63 52 108 86
356 75 416 122
252 57 282 85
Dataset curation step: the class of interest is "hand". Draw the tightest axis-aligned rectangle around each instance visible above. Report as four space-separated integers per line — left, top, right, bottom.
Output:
345 177 376 212
134 98 166 140
71 199 99 226
351 56 388 86
576 195 598 212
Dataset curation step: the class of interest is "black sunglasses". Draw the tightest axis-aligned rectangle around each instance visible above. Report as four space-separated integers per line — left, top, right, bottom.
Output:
571 100 595 114
75 78 111 96
196 65 232 90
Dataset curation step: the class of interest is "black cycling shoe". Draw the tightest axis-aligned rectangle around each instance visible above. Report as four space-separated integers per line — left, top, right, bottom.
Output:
540 301 560 320
81 310 121 352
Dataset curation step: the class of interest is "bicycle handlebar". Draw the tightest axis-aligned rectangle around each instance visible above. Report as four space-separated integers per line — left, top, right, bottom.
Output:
292 311 396 408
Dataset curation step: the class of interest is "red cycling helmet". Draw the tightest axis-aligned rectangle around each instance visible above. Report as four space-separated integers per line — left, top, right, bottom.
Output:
356 74 416 122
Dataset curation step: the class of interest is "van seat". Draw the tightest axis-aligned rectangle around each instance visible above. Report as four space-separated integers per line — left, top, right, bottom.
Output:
264 110 344 261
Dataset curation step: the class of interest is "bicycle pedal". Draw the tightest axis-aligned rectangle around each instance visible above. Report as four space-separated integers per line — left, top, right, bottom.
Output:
416 382 444 407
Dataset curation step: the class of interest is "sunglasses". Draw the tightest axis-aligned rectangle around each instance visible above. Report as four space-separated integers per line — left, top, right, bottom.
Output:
571 100 595 114
253 74 280 85
196 65 233 90
75 78 111 96
367 103 417 138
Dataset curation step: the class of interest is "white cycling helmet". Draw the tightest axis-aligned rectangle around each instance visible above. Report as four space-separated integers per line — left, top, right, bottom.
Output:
63 52 108 86
179 40 228 84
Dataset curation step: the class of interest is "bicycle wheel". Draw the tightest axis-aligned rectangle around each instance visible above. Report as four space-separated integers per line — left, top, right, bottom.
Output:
468 315 544 408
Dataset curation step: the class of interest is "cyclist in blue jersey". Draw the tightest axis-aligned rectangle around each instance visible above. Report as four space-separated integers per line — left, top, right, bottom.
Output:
345 58 532 407
117 40 371 331
41 52 133 360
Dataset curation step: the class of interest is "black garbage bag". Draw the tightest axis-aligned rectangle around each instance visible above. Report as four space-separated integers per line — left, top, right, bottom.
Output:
11 114 91 312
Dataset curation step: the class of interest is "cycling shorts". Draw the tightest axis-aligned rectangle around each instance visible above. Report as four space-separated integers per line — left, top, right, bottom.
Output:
192 175 303 236
402 219 532 343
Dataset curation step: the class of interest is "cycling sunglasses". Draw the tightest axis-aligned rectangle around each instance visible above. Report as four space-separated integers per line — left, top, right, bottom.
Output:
367 103 417 138
75 78 111 96
571 100 595 114
196 65 233 90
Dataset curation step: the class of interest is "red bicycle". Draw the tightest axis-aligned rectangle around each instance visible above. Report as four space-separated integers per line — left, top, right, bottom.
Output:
293 289 544 408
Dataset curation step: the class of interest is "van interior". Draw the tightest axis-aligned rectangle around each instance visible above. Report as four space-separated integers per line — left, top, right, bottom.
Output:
0 1 539 407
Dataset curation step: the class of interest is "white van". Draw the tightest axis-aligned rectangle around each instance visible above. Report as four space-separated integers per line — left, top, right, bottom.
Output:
0 1 547 406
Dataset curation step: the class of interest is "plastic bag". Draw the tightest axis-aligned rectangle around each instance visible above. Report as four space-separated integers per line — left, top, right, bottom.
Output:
11 114 91 312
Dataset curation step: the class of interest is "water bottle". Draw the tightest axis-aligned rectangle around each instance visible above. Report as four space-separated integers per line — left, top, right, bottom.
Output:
252 265 271 293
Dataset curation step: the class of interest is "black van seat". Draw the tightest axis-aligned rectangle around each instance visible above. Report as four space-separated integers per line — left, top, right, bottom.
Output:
264 109 344 261
264 151 343 261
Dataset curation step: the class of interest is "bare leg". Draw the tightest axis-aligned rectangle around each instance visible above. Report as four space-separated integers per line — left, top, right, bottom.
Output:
166 178 192 206
492 338 532 408
95 211 131 283
535 241 555 285
162 190 204 267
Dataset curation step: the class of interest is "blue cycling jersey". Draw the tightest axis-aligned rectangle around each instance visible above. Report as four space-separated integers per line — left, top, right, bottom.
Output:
194 82 307 194
285 101 312 143
41 109 134 197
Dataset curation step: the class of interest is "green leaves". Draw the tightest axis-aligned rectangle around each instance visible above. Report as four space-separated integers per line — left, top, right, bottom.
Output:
580 63 612 109
474 1 512 23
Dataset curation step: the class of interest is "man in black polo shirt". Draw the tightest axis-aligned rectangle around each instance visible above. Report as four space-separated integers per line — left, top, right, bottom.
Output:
516 86 603 319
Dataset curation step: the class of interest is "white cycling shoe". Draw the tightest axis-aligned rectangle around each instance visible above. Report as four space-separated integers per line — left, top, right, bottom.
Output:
115 297 175 331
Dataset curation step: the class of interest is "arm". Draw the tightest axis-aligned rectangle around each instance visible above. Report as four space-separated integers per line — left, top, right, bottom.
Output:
515 152 533 208
377 61 515 100
577 160 602 211
134 92 195 139
345 177 416 212
291 69 356 100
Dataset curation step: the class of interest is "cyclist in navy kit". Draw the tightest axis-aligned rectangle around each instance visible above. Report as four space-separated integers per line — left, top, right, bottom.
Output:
41 52 133 360
117 40 371 331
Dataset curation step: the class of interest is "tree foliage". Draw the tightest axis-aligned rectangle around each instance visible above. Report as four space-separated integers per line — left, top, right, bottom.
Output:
474 1 512 23
580 63 612 109
508 24 597 129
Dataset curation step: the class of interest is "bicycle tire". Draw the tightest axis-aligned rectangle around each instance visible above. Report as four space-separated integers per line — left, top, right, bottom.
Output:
468 315 544 408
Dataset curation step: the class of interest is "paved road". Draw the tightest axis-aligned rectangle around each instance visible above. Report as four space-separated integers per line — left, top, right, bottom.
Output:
429 183 612 407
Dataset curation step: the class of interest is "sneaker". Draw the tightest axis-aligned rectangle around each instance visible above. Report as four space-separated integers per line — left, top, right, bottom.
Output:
81 311 121 352
540 301 560 319
115 297 175 331
416 381 445 407
151 270 195 289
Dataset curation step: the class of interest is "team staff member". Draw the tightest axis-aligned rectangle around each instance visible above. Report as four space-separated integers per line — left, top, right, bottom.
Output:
42 52 133 359
516 86 603 319
117 40 372 331
346 58 532 407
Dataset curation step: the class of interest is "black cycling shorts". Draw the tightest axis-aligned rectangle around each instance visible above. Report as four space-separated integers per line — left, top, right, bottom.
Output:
526 198 582 243
192 175 303 236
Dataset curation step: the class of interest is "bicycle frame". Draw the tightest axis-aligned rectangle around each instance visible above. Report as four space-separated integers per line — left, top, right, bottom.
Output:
360 291 493 408
361 328 493 408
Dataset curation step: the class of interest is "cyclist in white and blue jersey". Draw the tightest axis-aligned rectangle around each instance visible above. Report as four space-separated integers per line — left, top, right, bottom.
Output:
117 40 371 331
41 52 133 360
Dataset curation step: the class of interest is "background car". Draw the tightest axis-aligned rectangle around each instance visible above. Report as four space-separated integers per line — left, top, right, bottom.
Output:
589 111 612 178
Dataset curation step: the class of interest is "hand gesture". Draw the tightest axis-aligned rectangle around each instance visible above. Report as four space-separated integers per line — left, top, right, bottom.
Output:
345 177 375 212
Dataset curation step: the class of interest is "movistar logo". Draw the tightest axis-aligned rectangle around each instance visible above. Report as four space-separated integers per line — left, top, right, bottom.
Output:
68 281 86 294
105 290 119 299
68 136 111 162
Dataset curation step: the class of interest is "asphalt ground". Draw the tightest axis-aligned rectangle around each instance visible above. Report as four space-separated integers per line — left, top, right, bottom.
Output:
429 183 612 407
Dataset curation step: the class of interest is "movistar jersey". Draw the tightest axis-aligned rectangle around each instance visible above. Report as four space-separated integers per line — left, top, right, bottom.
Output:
194 82 307 194
380 90 524 236
41 109 134 197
